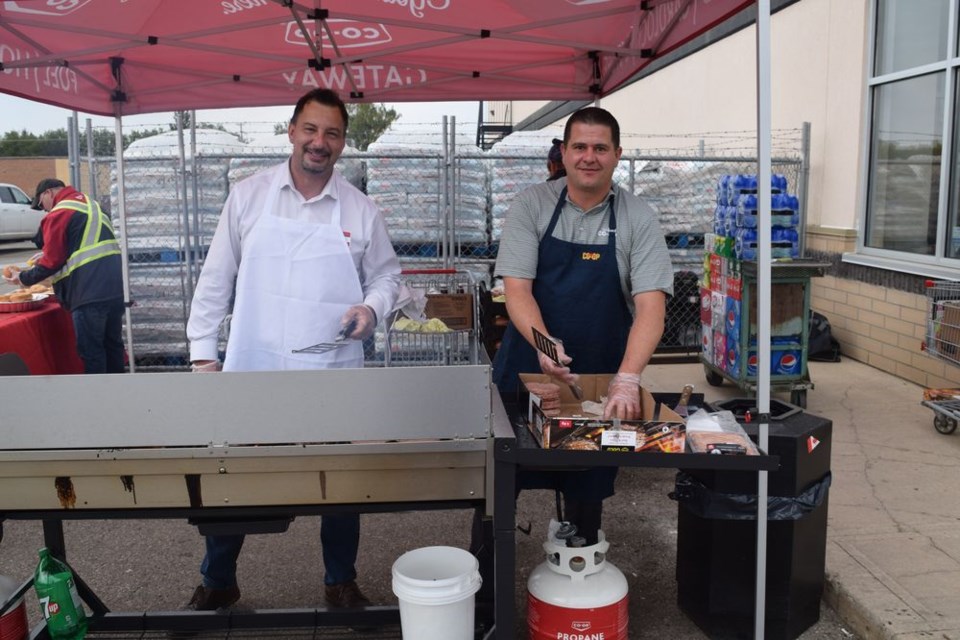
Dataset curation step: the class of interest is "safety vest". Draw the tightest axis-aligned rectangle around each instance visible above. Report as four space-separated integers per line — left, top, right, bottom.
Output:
51 197 121 284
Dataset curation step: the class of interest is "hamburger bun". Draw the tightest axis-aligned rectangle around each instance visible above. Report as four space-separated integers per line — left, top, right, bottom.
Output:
2 265 20 279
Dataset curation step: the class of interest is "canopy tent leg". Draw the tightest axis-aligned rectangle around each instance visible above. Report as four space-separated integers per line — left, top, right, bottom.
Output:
754 0 773 638
113 116 136 373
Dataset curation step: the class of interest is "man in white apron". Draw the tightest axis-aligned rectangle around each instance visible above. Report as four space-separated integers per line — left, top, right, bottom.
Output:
185 89 401 612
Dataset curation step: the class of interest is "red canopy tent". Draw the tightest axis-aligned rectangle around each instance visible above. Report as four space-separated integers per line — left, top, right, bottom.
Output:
0 2 782 637
1 0 751 114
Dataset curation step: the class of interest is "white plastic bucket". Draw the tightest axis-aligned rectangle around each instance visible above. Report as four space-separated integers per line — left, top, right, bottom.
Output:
0 575 27 640
391 546 482 640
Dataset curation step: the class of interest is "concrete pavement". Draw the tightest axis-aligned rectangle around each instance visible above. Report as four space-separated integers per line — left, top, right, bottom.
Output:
0 252 956 640
643 357 960 640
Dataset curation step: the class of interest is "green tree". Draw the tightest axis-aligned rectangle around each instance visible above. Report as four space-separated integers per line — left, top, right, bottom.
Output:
346 103 398 150
0 126 175 157
0 129 67 156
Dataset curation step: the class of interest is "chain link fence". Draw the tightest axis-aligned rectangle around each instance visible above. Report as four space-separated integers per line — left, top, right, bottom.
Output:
83 124 807 370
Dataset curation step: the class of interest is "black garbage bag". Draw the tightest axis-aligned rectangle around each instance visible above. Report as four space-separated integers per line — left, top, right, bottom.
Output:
809 310 841 362
670 471 831 521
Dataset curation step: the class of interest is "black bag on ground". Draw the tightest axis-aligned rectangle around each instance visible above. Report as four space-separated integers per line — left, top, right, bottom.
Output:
808 310 841 362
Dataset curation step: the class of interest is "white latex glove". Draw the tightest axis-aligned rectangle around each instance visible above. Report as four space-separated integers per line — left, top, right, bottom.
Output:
537 337 580 386
604 372 642 420
27 252 43 266
191 360 221 373
2 269 21 286
341 304 377 340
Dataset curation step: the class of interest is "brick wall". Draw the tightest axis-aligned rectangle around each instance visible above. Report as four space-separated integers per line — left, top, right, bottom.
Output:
0 157 96 201
0 158 62 194
807 228 960 389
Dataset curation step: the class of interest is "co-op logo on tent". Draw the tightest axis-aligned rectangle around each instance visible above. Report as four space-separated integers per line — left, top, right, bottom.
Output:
285 20 392 49
3 0 92 16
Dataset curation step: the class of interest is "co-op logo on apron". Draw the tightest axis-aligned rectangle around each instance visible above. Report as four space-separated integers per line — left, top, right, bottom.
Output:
3 0 92 16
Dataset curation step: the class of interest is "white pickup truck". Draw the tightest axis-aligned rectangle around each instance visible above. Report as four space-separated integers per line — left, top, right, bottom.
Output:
0 183 44 242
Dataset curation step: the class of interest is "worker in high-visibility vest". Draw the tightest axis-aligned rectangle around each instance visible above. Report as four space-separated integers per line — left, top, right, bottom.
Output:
5 178 124 373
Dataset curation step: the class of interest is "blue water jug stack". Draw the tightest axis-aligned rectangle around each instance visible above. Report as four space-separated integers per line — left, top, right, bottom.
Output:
714 173 799 261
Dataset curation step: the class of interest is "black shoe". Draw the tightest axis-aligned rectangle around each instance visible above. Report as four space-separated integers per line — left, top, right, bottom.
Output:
324 580 371 608
185 584 241 611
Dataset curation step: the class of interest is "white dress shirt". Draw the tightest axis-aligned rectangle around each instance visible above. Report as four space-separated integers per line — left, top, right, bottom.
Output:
188 160 401 362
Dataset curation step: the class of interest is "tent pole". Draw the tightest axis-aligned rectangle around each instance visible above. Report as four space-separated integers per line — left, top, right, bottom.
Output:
114 115 136 373
441 116 450 268
754 0 772 638
85 119 97 203
451 116 458 266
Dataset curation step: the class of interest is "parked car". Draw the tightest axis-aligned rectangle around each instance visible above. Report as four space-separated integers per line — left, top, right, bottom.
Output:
0 183 44 242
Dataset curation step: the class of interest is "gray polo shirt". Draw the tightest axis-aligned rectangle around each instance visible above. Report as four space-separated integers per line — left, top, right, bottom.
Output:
495 179 674 316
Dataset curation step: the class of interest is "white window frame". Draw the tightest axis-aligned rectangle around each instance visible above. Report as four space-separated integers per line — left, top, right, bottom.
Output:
850 0 960 279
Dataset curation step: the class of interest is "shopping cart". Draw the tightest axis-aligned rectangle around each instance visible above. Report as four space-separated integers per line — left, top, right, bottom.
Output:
385 269 481 367
920 279 960 434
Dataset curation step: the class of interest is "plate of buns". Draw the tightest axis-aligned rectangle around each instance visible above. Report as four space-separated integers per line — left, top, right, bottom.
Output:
0 289 52 312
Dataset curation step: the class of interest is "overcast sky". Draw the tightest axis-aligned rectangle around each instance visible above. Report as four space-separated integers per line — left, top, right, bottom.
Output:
0 93 482 137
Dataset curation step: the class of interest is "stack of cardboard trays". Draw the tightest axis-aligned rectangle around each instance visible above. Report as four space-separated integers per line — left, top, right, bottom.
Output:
519 373 686 452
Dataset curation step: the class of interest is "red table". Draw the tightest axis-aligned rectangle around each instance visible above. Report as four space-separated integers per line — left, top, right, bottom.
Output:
0 300 84 374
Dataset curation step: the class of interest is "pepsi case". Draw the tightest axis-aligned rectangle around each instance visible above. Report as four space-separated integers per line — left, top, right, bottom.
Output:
725 339 742 375
746 351 759 377
774 350 802 375
725 296 741 338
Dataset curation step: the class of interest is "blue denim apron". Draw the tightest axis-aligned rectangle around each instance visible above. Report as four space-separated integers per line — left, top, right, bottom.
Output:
493 187 633 500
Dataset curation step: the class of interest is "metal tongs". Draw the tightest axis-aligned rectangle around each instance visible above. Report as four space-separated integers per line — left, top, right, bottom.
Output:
292 318 357 354
531 327 584 400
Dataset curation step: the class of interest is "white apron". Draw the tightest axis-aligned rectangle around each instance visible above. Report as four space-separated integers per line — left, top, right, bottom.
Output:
223 170 364 371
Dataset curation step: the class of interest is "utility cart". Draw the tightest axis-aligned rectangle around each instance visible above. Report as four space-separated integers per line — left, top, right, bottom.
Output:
385 268 481 367
701 259 829 409
920 279 960 434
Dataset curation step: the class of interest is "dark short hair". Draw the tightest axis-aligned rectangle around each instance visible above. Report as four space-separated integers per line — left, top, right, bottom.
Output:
291 89 349 131
563 107 620 148
548 138 563 163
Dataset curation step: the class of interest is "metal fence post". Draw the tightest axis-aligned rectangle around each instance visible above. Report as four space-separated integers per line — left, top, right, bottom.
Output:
799 122 811 257
85 119 97 201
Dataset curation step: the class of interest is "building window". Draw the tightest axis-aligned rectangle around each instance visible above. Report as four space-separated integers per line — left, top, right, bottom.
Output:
864 0 956 262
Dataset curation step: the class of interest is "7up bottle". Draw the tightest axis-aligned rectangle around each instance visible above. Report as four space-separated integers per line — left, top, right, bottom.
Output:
34 548 87 639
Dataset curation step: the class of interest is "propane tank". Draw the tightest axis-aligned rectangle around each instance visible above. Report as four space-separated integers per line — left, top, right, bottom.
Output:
527 522 629 640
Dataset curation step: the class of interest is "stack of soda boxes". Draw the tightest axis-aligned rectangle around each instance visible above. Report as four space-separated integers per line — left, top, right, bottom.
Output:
700 174 803 380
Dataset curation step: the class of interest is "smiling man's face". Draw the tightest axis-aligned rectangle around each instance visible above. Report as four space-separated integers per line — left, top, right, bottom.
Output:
562 122 622 197
288 100 346 183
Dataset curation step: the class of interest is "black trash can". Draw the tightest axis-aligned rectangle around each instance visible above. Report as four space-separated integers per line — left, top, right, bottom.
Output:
674 409 832 640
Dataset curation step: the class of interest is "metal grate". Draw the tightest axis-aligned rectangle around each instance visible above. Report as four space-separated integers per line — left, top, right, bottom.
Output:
385 269 480 367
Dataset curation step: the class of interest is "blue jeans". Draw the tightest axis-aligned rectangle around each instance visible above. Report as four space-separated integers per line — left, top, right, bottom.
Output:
201 514 360 589
72 300 125 374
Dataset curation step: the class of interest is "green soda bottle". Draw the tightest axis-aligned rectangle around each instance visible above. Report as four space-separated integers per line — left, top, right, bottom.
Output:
34 548 87 640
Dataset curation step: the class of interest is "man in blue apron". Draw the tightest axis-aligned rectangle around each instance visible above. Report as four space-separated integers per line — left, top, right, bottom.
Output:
492 107 673 543
184 89 401 612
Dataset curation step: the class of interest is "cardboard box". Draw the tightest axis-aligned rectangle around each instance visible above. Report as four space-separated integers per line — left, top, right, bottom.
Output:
936 301 960 357
424 293 473 330
519 373 685 451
